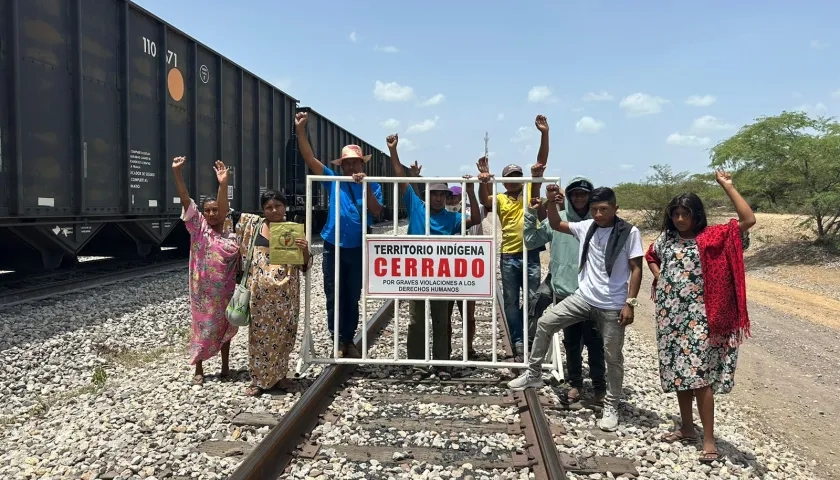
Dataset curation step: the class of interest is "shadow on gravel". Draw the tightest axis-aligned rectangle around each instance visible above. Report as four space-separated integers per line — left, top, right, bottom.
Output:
0 278 188 354
619 396 769 476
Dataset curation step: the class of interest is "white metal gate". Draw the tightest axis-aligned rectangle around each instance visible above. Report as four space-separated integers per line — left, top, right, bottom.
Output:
297 175 566 378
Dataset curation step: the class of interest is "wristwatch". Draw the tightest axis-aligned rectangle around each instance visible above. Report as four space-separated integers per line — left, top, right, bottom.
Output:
626 298 640 307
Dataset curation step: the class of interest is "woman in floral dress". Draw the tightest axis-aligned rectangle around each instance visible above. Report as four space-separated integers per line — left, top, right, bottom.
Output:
645 170 756 464
172 156 240 385
232 190 311 396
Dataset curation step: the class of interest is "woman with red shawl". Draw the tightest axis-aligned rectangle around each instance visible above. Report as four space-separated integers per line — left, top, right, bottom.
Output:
645 170 756 464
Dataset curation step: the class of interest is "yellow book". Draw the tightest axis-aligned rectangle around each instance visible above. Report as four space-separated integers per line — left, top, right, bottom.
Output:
269 222 305 265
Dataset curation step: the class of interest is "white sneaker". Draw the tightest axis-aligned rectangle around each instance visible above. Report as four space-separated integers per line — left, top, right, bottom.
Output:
599 404 619 432
507 373 543 391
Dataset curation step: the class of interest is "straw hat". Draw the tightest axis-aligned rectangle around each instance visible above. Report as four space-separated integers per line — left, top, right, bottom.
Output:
331 145 372 165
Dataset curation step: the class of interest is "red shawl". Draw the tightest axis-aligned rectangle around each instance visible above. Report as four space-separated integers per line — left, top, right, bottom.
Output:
645 219 750 347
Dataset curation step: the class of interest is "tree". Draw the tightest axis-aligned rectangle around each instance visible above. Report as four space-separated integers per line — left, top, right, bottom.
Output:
710 111 840 240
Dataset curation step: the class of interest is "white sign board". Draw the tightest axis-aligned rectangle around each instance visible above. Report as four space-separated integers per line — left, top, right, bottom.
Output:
365 237 493 299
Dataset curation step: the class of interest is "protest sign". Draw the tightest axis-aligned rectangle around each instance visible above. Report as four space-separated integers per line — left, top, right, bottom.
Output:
365 237 493 298
269 222 305 265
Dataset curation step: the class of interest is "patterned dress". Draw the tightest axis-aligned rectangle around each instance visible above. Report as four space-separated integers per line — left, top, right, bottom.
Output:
182 200 240 365
653 231 739 394
234 213 305 389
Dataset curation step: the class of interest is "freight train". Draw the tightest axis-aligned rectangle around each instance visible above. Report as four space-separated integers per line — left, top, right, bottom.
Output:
0 0 408 272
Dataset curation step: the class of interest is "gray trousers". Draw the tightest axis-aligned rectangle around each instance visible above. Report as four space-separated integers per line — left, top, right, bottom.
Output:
528 293 626 408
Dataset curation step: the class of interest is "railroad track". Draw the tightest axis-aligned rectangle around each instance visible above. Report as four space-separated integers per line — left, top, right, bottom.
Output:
0 253 188 307
187 282 586 480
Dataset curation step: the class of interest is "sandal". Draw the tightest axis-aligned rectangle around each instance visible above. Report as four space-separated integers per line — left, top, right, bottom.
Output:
437 370 452 381
699 450 720 463
192 374 204 385
411 370 428 382
244 385 263 397
567 387 581 403
662 430 697 444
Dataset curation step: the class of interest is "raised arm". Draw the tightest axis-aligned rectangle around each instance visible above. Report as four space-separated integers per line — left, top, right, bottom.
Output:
294 112 325 176
524 197 552 250
535 114 549 167
529 163 546 221
172 156 191 210
544 184 572 235
213 160 230 219
476 156 493 211
407 161 422 197
386 134 408 196
716 170 756 232
464 175 483 228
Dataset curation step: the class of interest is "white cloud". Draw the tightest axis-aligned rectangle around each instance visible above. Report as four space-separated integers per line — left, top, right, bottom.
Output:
527 86 557 103
374 45 399 53
795 102 828 114
406 116 439 134
373 80 415 102
497 113 505 121
810 40 829 50
418 93 445 107
395 138 416 151
273 78 292 90
510 126 535 143
619 93 669 117
582 91 613 102
575 116 605 134
379 118 400 129
666 133 711 147
831 89 840 99
684 95 717 107
348 31 357 43
691 115 734 132
619 164 634 171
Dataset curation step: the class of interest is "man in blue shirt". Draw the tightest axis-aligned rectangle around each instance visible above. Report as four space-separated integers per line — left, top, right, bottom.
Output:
386 134 483 380
295 112 384 358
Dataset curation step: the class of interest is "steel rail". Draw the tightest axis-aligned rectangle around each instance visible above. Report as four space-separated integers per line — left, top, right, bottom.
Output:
494 282 567 480
228 299 396 480
0 258 188 307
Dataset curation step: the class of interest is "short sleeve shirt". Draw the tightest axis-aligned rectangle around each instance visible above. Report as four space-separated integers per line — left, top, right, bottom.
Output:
319 166 384 248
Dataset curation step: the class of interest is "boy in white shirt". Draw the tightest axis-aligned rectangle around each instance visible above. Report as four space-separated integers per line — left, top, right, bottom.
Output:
508 185 644 432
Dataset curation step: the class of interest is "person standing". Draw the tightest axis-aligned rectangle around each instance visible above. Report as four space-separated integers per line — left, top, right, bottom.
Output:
645 171 755 463
525 176 607 404
508 185 644 432
172 156 240 385
295 112 384 358
386 136 483 380
476 114 550 358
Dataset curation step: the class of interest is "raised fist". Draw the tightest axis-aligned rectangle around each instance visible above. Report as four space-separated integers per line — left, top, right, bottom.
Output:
535 114 549 132
172 156 186 170
295 112 308 128
386 134 399 150
530 163 546 178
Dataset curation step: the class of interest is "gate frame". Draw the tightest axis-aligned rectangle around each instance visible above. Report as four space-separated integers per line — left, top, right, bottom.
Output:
296 175 565 378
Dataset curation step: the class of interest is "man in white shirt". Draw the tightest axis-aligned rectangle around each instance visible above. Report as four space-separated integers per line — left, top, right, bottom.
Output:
446 186 487 357
508 185 644 432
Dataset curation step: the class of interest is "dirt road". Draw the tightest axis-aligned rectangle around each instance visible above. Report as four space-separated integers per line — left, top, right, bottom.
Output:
632 281 840 479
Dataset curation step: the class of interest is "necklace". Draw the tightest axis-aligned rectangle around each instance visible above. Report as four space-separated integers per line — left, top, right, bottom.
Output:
595 228 611 245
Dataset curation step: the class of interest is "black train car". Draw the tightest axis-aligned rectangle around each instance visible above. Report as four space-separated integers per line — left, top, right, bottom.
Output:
0 0 393 272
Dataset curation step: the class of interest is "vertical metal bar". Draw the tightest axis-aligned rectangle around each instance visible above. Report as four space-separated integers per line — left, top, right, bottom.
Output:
461 180 467 361
491 180 498 364
268 89 274 190
73 0 86 214
237 69 244 210
253 77 260 206
333 180 340 359
189 42 198 195
361 179 368 359
521 185 529 363
392 181 399 360
215 56 223 201
424 181 430 362
159 24 168 213
304 176 313 364
119 0 130 212
9 0 23 214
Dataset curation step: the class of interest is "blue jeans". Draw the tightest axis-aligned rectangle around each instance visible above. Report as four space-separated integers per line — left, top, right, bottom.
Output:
322 241 363 343
501 250 541 348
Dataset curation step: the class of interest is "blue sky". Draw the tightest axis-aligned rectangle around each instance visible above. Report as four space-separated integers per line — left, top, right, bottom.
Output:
134 0 839 187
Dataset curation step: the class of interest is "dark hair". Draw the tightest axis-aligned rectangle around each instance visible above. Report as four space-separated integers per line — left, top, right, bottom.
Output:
202 196 217 208
662 192 708 234
588 187 616 205
260 189 287 208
